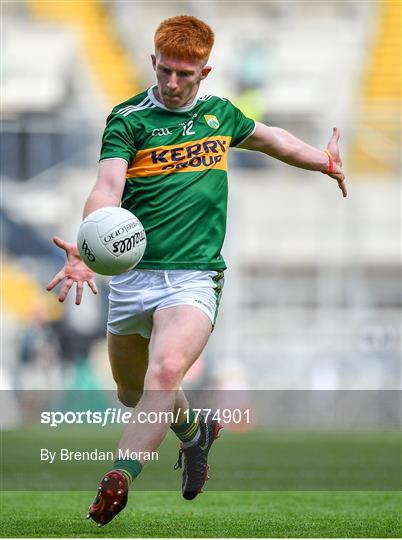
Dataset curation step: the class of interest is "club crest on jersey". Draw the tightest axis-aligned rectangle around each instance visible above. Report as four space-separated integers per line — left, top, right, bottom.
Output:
204 115 220 129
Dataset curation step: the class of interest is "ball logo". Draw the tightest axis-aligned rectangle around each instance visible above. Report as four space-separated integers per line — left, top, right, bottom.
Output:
103 220 138 243
81 239 96 261
112 230 146 255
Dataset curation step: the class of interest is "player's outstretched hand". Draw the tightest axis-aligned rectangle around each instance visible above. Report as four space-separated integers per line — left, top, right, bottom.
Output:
325 127 347 198
46 236 98 305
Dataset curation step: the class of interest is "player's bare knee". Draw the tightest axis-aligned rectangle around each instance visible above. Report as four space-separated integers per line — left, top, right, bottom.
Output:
148 354 185 389
117 387 143 407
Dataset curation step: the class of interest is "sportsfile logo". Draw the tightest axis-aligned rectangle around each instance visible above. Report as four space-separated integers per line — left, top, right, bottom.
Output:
127 135 232 177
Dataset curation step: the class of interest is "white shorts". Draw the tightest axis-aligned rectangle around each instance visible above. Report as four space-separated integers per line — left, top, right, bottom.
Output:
107 269 224 338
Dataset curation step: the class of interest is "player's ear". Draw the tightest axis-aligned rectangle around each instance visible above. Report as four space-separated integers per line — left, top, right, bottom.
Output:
200 65 212 80
151 54 157 71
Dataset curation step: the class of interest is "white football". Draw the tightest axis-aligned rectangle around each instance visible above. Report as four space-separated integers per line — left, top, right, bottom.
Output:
77 207 146 275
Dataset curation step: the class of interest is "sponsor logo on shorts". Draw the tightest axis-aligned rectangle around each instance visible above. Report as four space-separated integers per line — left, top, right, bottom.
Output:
195 298 213 314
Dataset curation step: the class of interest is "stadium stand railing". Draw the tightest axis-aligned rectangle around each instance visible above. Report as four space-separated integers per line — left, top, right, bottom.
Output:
348 0 401 177
27 0 142 107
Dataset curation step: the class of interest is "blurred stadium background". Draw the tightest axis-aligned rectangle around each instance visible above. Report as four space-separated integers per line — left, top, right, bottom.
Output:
1 0 400 405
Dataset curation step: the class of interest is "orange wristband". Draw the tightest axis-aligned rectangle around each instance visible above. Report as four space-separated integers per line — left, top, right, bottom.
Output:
324 150 334 174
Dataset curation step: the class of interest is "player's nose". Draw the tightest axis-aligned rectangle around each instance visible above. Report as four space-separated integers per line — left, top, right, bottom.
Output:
166 73 178 89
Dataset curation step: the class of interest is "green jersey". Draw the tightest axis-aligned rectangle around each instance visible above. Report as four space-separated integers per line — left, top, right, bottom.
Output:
100 86 255 270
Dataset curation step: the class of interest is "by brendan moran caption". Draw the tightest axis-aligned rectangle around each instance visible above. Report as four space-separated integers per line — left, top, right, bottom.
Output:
40 448 159 464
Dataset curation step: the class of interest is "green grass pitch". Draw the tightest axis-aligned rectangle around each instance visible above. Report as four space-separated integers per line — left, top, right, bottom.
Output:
1 426 401 537
1 490 401 537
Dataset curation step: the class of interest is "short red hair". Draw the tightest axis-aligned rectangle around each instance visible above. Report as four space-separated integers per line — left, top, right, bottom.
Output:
154 15 214 62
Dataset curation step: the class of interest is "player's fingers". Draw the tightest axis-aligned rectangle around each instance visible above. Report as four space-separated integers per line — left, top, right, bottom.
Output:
339 180 348 198
332 127 340 142
333 172 345 182
88 280 98 295
75 282 84 305
52 236 67 250
58 278 74 302
328 172 344 183
46 270 66 291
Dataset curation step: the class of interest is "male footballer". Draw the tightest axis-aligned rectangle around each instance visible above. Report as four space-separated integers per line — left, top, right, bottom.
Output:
47 15 347 527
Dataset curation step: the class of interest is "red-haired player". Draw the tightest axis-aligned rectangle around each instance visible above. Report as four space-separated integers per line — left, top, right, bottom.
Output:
47 15 346 527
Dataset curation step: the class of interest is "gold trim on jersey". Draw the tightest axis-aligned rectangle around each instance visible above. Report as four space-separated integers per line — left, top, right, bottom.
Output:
126 135 231 178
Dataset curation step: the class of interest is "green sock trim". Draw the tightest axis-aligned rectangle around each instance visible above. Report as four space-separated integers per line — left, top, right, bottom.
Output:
171 408 199 443
113 459 143 484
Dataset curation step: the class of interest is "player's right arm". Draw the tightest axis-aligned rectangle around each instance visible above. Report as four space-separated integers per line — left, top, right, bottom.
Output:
47 159 128 304
83 158 128 217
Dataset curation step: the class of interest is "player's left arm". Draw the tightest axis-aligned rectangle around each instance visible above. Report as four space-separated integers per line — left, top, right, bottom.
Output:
238 122 347 197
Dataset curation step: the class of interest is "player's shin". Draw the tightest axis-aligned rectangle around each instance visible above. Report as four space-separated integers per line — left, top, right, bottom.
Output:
171 391 201 447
